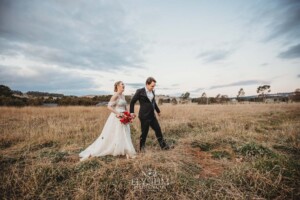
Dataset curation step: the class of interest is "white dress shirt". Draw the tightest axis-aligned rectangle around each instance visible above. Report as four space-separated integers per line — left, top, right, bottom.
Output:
145 87 154 102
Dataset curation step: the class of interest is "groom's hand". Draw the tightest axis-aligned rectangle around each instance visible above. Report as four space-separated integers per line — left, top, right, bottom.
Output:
157 112 161 117
131 113 136 119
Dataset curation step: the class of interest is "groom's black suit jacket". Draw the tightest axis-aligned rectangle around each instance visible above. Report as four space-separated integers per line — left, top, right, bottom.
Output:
130 87 160 120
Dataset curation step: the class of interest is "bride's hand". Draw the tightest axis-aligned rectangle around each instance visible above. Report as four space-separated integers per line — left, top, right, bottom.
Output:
116 113 123 118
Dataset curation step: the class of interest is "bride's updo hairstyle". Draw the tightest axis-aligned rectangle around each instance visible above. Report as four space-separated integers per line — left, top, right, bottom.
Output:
114 81 122 92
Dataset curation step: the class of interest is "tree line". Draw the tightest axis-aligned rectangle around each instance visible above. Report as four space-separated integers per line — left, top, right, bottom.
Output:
1 84 299 107
0 85 132 107
159 85 300 105
192 85 300 104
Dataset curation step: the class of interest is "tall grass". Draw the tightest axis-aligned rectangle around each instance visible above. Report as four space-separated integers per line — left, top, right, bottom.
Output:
0 104 299 199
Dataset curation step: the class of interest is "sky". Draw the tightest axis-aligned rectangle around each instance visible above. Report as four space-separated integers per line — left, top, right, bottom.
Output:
0 0 299 97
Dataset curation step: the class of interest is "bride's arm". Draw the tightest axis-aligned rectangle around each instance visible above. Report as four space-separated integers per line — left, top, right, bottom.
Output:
107 94 122 117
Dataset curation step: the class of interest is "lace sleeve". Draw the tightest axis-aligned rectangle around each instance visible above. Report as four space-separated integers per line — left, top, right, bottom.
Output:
108 100 117 107
108 94 118 107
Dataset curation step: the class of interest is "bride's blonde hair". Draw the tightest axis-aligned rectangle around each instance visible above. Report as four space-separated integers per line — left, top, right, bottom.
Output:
114 81 122 92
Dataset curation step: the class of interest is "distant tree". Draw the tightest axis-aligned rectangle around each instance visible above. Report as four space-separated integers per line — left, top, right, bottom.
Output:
198 92 208 105
162 98 170 103
181 92 190 100
237 88 245 102
191 97 200 103
26 91 64 97
220 95 229 103
257 85 271 101
171 98 178 105
0 96 27 106
214 94 229 104
27 97 43 106
237 88 245 97
209 97 217 104
125 95 132 103
0 85 13 97
290 88 300 102
12 90 23 95
44 96 55 103
158 98 163 105
92 96 98 101
215 94 221 103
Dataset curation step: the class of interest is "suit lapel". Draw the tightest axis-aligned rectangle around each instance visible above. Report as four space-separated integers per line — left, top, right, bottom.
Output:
152 91 155 103
141 87 155 103
141 88 150 102
141 88 147 97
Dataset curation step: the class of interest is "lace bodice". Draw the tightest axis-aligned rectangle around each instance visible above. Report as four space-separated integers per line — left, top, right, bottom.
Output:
108 93 127 112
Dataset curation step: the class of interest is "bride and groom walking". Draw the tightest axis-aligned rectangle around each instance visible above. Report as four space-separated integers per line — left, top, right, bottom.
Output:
79 77 172 161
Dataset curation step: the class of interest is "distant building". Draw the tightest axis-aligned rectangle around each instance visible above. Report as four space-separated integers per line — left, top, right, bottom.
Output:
264 99 275 103
230 99 238 104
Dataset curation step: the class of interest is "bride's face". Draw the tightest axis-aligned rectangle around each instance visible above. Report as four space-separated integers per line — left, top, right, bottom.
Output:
118 82 125 92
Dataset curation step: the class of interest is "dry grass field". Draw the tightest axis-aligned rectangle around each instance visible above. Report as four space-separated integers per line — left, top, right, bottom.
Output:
0 103 299 199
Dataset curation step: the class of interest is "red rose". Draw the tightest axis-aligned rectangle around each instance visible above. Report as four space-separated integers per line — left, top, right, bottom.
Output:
119 111 133 125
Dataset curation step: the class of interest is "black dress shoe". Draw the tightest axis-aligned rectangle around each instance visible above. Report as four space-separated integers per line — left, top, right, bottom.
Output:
161 145 172 150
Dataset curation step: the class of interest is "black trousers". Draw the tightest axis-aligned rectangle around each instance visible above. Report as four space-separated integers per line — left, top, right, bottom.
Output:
139 117 167 150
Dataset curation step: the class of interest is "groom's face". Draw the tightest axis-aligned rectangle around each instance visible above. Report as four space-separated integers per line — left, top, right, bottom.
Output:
147 81 156 91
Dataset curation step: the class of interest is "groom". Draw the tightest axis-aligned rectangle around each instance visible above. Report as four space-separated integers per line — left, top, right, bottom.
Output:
130 77 171 152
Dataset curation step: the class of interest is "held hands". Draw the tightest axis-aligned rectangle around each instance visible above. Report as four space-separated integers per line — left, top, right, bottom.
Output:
127 113 160 118
130 113 136 119
116 112 136 120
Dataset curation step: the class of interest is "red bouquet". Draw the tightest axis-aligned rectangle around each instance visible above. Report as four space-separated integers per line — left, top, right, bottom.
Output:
118 111 133 125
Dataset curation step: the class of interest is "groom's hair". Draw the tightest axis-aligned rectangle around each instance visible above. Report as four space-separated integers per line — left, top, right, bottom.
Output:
146 77 156 85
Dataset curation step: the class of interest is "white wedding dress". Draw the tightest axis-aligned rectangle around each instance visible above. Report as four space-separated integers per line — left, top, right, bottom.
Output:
79 94 137 161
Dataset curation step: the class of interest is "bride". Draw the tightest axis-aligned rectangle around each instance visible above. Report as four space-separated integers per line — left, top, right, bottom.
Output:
79 81 137 161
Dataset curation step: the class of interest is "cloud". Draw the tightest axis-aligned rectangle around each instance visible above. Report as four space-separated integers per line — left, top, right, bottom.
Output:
125 83 178 91
167 92 182 98
126 83 144 89
209 80 270 90
190 88 205 93
278 43 300 59
263 0 300 42
0 0 144 71
196 49 234 63
261 63 269 66
157 87 177 91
